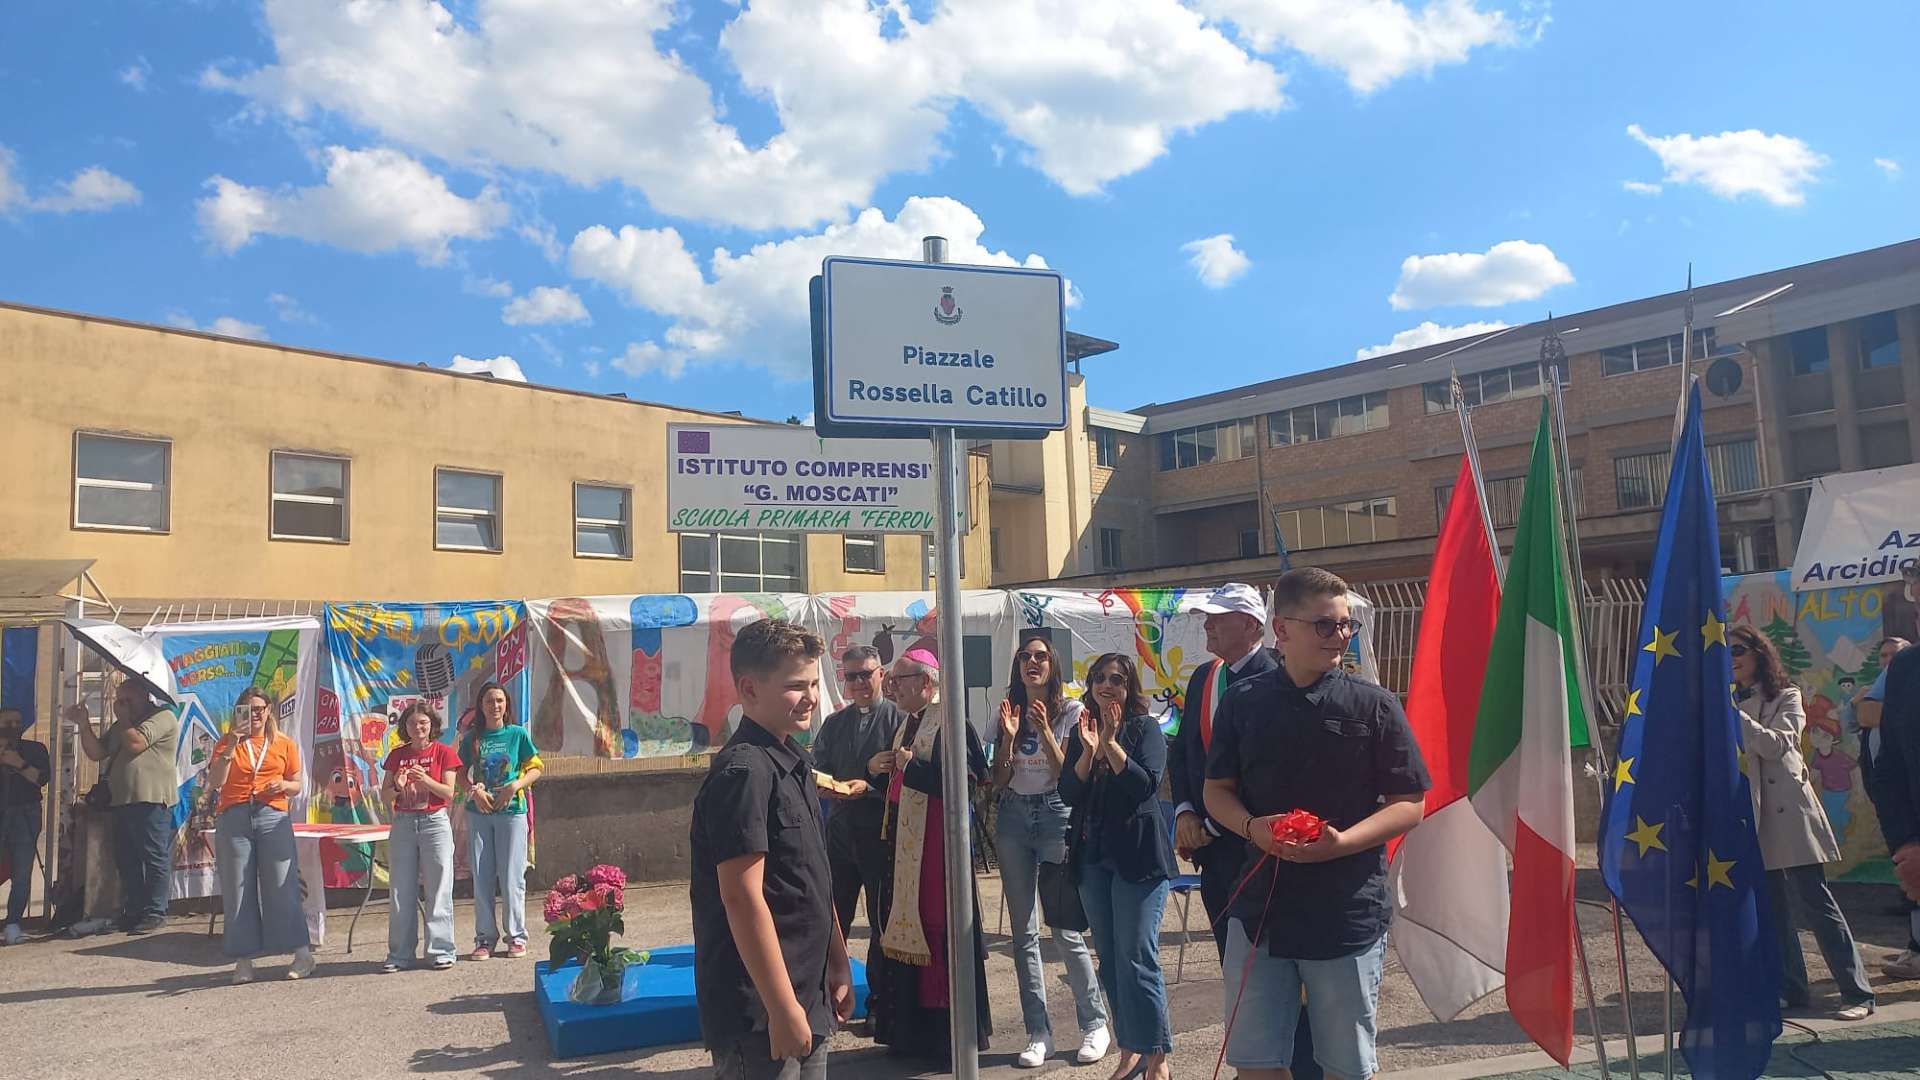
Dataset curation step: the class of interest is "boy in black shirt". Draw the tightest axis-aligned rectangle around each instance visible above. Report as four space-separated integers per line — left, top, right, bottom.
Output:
1 707 52 944
691 619 853 1078
1206 568 1430 1080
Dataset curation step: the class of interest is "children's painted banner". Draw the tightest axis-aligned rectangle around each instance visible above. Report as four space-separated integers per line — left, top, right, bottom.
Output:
147 617 322 900
1723 570 1898 882
324 600 533 884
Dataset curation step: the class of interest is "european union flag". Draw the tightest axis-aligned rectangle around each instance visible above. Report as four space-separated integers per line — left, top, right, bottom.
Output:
1598 383 1781 1080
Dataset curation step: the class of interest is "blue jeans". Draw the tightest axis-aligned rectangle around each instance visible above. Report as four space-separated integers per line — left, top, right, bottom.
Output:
3 802 41 925
217 804 310 958
1078 859 1172 1054
998 790 1107 1039
1223 921 1386 1079
112 801 174 925
469 810 529 947
389 809 456 965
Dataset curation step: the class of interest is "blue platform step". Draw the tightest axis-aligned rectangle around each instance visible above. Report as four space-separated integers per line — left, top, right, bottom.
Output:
536 945 870 1058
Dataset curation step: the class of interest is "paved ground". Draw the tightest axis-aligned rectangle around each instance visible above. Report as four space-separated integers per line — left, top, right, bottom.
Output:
1451 1014 1920 1080
4 846 1919 1079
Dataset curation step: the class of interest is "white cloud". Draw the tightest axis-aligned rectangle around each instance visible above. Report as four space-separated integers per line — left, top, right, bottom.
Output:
1626 124 1826 207
1622 180 1662 196
120 57 152 92
32 166 144 213
267 292 320 325
0 146 22 213
611 341 689 381
1389 239 1572 310
582 359 604 379
1182 233 1252 288
502 285 591 326
1355 319 1509 360
1199 0 1523 93
446 354 527 381
167 312 270 340
209 0 1285 227
464 275 514 299
197 145 507 263
572 195 1062 381
519 221 563 263
1875 157 1901 178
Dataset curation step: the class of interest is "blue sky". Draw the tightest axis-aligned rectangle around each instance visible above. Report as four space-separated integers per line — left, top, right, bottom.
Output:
3 1 1917 420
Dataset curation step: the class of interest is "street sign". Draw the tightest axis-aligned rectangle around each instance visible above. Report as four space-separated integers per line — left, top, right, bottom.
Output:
665 422 938 534
817 256 1066 434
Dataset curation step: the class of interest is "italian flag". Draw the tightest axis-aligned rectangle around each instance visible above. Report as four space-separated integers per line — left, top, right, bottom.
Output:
1467 404 1584 1066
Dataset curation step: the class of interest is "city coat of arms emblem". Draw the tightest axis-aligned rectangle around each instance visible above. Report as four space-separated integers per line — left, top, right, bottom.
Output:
933 286 963 325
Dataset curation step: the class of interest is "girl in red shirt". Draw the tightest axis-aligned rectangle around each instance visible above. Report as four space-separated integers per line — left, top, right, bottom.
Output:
381 703 462 971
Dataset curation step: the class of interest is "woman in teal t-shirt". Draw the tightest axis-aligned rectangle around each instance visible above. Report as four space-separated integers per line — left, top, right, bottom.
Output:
459 682 543 960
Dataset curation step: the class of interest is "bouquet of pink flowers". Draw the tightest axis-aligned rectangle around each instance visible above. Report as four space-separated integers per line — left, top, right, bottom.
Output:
545 864 647 1002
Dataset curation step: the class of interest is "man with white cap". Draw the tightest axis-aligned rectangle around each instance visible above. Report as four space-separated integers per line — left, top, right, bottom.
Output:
1168 582 1276 950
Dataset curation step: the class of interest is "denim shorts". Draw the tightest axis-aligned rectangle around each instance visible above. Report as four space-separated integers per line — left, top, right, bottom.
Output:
1222 920 1385 1079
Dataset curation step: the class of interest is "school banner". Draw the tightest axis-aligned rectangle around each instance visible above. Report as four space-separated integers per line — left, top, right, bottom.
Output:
1723 570 1897 883
1012 587 1379 735
526 591 1015 758
140 618 322 901
323 600 532 884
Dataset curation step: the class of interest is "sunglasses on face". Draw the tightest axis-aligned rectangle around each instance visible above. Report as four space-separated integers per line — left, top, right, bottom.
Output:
1282 615 1364 640
1729 643 1751 658
1090 671 1129 688
1016 651 1051 665
843 669 878 683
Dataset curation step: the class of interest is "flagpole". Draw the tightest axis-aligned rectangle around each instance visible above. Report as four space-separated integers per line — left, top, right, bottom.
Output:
1452 368 1506 581
1541 318 1638 1080
1669 266 1695 451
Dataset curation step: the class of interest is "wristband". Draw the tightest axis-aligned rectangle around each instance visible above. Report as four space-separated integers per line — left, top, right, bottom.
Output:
1242 817 1254 840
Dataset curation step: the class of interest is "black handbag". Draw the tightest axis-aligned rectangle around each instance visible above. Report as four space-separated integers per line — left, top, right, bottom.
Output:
1036 859 1088 932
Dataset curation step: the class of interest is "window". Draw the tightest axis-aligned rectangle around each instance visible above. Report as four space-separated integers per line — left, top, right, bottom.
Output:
1095 428 1119 467
1099 528 1124 569
1271 497 1398 550
434 468 502 552
679 531 806 593
1268 391 1388 445
74 432 170 532
1789 327 1830 375
1156 418 1256 470
270 452 349 542
1613 440 1759 510
1600 329 1718 377
574 483 631 559
1239 529 1260 558
842 533 885 573
1436 470 1585 528
990 527 1002 573
1858 311 1902 370
1860 422 1913 470
1422 361 1563 414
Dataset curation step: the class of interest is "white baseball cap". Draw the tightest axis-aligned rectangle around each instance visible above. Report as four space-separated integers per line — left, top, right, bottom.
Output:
1195 582 1267 624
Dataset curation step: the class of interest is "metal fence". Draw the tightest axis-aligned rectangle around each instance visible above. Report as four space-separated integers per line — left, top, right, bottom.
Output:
1363 576 1648 735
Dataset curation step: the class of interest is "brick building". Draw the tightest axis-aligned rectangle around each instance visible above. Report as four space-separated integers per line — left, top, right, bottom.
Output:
1038 237 1920 589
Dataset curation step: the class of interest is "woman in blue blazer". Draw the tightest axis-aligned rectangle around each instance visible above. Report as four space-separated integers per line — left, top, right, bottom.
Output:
1061 652 1177 1080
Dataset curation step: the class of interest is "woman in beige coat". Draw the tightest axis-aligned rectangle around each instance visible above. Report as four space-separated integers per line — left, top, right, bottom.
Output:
1732 625 1875 1019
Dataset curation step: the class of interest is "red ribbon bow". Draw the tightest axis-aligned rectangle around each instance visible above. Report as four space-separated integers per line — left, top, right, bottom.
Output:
1270 809 1325 845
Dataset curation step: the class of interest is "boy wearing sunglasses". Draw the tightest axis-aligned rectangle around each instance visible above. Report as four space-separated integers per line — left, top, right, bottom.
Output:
1205 567 1429 1080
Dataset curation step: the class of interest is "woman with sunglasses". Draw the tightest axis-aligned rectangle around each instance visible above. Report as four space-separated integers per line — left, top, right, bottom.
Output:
1731 625 1875 1019
1060 653 1175 1080
381 702 461 972
991 634 1111 1069
207 687 313 983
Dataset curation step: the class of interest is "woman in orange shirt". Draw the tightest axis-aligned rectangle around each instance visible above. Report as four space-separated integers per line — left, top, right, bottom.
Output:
208 686 313 984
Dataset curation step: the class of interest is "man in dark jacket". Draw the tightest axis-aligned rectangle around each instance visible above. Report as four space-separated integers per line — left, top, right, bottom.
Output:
811 646 901 945
1870 640 1920 979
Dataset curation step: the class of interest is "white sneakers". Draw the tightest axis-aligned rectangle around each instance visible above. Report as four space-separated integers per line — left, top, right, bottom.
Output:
1017 1038 1053 1069
1077 1026 1112 1064
2 924 23 946
1884 949 1920 981
232 958 255 984
288 946 316 980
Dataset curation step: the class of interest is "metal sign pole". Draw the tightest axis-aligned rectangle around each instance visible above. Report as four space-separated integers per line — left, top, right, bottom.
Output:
923 235 981 1079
